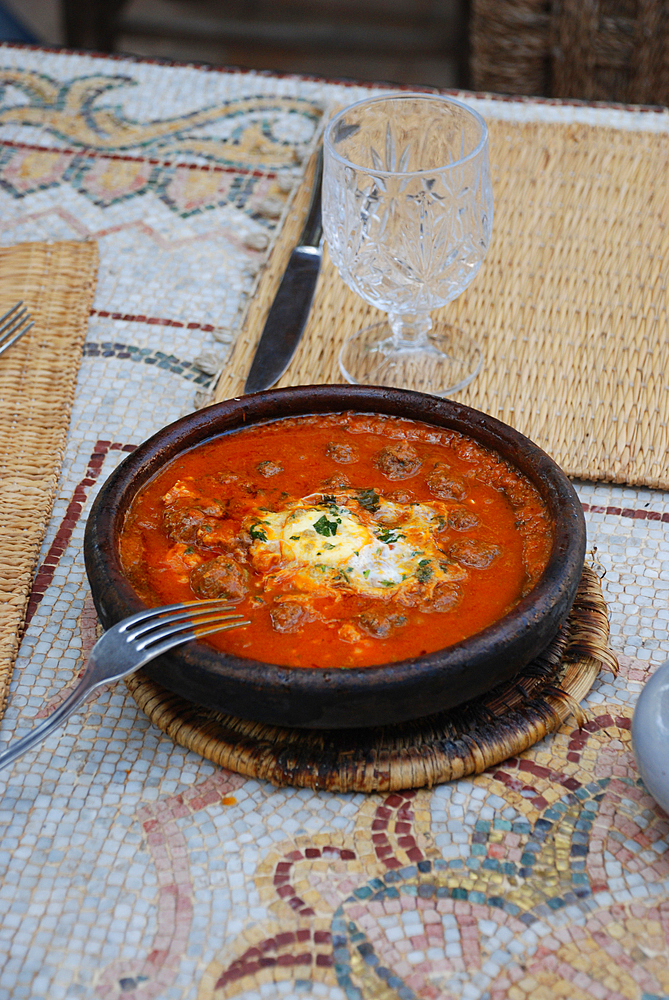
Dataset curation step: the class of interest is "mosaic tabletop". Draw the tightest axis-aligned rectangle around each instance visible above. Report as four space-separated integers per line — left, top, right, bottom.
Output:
1 42 669 1000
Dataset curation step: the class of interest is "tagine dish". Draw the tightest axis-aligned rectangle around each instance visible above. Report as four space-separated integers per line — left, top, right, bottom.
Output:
119 412 553 669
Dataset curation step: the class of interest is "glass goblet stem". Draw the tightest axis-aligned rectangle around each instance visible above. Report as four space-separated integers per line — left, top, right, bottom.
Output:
388 312 433 345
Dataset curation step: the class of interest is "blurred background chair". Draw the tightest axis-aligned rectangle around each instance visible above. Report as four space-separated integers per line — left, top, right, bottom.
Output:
60 0 468 90
4 0 667 105
470 0 669 106
0 0 40 43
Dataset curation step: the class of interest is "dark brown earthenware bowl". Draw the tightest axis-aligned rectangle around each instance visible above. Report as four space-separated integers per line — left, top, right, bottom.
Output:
84 385 586 729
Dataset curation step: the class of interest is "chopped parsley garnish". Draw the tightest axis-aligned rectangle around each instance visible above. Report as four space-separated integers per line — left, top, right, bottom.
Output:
321 494 338 506
313 514 340 537
323 542 336 550
416 559 433 583
380 580 395 588
363 570 370 578
249 523 268 542
377 528 405 544
289 534 301 541
184 546 195 555
356 488 380 512
200 525 213 533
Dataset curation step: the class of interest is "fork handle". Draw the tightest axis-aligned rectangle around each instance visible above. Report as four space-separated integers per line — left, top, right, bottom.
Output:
0 675 96 772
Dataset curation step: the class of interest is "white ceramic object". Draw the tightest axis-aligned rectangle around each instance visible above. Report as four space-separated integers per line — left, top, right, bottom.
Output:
632 658 669 814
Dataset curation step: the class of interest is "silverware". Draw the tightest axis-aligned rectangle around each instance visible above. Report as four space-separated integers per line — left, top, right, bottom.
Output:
0 301 34 359
244 148 323 393
0 600 250 772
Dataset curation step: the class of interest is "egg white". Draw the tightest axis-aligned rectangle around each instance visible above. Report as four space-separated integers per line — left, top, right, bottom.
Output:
245 493 465 600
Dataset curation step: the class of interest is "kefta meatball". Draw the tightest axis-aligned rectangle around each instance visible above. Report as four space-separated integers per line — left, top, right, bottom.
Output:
321 472 351 488
325 441 359 464
387 489 414 504
256 460 284 477
163 500 223 545
447 507 479 531
357 609 407 638
190 556 249 600
427 582 462 612
449 538 500 569
270 601 312 633
427 463 468 500
375 441 422 480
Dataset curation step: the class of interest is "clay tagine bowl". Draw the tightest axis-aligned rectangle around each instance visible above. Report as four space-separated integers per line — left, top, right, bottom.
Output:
84 384 586 729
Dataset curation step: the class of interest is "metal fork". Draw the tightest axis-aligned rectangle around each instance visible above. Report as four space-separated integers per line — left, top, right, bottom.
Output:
0 301 34 359
0 600 250 772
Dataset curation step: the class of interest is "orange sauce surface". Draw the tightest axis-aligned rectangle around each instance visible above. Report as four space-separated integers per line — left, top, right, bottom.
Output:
119 413 553 668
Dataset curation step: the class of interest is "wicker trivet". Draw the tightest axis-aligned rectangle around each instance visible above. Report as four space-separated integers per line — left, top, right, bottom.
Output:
125 565 616 793
0 241 98 719
215 119 669 489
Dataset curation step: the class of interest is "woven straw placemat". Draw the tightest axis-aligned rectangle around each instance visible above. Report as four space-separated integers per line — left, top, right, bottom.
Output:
126 566 616 793
215 120 669 488
0 241 98 718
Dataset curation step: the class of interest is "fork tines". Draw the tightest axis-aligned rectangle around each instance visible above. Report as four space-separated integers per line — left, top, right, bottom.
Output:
122 599 250 651
0 301 34 359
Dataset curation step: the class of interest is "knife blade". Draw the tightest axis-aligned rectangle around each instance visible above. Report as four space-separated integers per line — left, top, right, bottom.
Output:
244 148 323 394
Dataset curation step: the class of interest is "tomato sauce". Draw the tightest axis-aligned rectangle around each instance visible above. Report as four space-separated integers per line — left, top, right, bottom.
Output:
119 413 553 668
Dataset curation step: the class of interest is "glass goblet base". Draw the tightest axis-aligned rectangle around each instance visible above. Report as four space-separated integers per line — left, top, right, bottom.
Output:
338 320 482 397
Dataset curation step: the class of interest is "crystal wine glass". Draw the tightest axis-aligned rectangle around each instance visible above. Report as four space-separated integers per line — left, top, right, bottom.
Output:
322 94 493 396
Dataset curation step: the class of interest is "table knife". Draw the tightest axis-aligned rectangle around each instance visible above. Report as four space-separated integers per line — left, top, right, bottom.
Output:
244 149 323 393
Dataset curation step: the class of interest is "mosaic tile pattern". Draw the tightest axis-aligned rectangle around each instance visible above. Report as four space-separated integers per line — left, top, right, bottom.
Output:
0 43 668 1000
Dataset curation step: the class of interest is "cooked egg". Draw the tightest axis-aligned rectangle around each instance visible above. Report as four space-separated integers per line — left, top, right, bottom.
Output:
245 493 466 601
281 505 372 565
